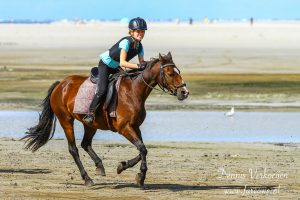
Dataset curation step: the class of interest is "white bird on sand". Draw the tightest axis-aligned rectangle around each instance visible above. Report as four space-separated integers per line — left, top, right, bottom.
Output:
225 107 235 117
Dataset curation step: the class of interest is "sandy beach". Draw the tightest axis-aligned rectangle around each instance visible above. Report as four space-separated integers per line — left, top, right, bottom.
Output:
0 22 300 199
1 22 300 110
0 138 299 199
1 22 300 73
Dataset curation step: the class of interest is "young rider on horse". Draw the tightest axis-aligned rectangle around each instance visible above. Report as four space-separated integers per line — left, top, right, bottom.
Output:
83 17 148 125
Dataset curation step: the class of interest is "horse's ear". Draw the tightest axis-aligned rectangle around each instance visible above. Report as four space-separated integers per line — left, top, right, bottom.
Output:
167 51 172 60
159 53 164 62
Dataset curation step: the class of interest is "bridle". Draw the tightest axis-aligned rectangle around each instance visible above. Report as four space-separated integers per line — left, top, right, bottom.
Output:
141 62 186 96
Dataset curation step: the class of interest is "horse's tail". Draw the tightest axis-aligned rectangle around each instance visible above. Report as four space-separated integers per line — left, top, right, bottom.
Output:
21 81 60 152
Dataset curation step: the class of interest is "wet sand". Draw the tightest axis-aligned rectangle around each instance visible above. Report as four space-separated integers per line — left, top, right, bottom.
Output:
0 138 299 199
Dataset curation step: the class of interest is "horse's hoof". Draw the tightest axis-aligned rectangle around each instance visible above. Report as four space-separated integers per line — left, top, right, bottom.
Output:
117 161 126 174
135 173 145 188
84 179 95 187
96 167 106 176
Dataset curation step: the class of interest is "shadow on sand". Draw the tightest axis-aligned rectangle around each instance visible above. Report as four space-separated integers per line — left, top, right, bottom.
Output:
0 168 51 174
90 182 278 192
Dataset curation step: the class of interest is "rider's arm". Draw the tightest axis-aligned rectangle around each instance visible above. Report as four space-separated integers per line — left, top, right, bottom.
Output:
138 55 145 64
120 49 139 69
138 44 145 64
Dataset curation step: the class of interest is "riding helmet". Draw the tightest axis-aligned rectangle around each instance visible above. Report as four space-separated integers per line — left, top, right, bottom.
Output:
128 17 147 30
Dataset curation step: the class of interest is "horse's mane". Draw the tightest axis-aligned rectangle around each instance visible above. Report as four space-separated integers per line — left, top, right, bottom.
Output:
148 57 159 68
118 54 171 79
148 53 172 69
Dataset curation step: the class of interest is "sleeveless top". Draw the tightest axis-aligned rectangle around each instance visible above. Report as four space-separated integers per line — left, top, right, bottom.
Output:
100 36 144 68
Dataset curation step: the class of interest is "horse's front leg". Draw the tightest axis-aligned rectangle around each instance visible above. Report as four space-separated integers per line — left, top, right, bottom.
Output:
117 154 141 174
134 140 148 187
119 126 148 188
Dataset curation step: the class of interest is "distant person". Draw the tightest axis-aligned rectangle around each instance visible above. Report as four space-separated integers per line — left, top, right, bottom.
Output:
83 17 148 125
203 16 210 24
250 17 254 26
189 17 193 25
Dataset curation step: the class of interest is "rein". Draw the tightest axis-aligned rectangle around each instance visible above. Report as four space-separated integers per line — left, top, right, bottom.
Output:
141 62 186 96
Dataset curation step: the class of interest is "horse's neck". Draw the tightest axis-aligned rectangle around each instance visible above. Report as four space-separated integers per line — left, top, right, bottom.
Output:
117 62 161 103
125 61 160 102
138 62 161 100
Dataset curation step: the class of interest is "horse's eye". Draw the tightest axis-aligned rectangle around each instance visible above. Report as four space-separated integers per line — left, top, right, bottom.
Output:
167 72 174 77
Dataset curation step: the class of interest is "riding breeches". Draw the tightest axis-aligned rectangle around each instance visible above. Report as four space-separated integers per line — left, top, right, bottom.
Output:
89 60 118 112
96 60 119 96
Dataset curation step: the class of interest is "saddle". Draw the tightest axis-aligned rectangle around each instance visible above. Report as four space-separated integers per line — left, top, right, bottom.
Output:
74 66 141 117
73 67 122 117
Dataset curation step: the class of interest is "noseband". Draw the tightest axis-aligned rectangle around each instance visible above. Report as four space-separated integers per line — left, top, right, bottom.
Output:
141 62 186 96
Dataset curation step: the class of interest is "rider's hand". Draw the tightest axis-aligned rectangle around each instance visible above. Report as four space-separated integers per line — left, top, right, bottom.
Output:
137 62 147 71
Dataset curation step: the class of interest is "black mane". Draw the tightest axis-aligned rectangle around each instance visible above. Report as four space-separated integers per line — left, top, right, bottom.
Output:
118 53 172 79
149 53 172 69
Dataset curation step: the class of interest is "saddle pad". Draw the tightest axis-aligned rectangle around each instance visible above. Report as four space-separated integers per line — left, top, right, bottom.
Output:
73 78 96 114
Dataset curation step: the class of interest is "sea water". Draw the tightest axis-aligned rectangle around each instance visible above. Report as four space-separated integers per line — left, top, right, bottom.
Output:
0 111 299 142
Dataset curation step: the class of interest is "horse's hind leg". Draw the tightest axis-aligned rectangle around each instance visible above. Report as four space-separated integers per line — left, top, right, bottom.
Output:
59 116 94 186
81 125 106 176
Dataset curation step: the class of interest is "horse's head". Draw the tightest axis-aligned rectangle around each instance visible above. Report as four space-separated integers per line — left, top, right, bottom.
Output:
157 52 189 101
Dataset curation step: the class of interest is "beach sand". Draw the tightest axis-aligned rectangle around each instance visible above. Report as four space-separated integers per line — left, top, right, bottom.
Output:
0 22 300 199
1 22 300 73
0 138 299 199
1 22 300 110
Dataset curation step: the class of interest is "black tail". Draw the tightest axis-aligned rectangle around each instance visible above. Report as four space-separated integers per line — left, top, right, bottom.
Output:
21 81 60 152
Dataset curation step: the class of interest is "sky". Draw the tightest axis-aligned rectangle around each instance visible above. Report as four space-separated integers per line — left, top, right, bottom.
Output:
0 0 299 21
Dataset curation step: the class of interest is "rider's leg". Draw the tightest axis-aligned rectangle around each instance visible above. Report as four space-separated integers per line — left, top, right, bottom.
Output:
83 61 109 125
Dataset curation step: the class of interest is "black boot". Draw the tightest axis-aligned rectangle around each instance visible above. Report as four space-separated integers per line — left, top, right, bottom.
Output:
83 94 102 125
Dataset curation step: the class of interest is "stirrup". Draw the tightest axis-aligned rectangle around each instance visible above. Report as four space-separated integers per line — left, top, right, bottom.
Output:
83 114 95 125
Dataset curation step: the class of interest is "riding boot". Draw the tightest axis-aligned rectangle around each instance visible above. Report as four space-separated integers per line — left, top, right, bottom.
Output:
83 94 102 125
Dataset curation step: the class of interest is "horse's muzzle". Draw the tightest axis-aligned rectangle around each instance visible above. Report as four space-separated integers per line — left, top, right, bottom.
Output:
177 87 189 101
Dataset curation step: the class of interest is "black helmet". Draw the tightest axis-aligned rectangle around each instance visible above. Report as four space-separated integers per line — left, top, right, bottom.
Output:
128 17 147 30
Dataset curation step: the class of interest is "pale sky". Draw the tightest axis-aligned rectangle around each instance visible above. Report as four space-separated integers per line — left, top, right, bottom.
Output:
0 0 299 20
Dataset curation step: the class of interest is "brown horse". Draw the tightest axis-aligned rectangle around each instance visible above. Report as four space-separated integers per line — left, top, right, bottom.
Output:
22 52 189 187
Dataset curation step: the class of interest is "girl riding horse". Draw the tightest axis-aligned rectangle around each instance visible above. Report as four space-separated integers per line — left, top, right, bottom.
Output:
83 17 148 125
22 53 189 187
